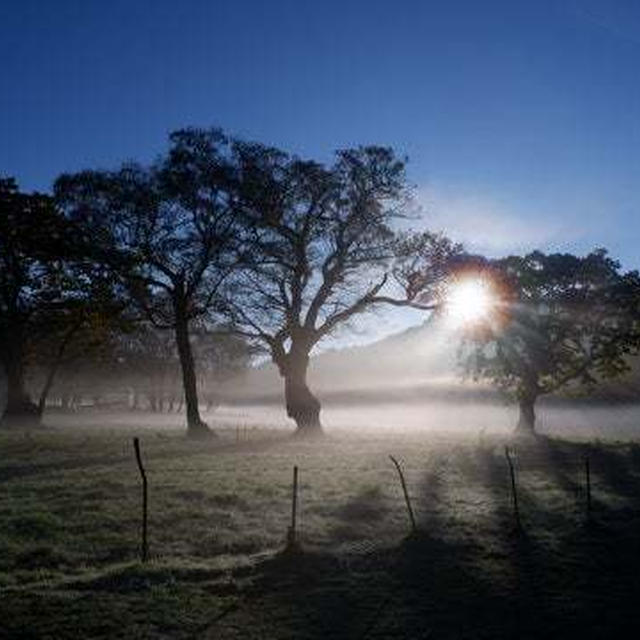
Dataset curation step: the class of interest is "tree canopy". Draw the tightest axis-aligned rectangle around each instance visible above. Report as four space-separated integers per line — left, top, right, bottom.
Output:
461 249 640 434
55 129 241 436
0 178 121 426
222 139 459 433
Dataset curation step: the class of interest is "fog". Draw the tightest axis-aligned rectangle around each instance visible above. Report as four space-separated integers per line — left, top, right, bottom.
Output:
210 320 640 440
213 400 640 440
36 398 640 444
6 320 640 441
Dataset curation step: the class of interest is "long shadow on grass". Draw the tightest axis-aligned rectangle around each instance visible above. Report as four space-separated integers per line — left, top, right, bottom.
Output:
214 452 511 639
215 445 551 638
10 438 640 639
446 439 640 639
231 541 501 639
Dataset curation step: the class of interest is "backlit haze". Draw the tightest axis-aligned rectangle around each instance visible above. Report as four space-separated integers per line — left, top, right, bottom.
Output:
3 0 640 436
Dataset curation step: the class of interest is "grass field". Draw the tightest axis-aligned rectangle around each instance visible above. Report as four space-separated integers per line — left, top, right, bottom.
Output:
2 412 640 638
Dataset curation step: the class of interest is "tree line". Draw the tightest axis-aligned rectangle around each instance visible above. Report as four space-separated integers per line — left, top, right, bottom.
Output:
2 127 640 437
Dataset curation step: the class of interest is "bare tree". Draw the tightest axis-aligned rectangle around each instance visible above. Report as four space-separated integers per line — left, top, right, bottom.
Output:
55 129 240 437
223 141 459 435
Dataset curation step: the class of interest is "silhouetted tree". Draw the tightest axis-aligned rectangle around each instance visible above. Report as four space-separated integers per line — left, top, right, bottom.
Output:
0 178 118 426
223 141 459 435
28 301 127 414
55 129 240 437
461 250 640 435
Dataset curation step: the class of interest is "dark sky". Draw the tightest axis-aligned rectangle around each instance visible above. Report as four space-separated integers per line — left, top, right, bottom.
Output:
2 0 640 268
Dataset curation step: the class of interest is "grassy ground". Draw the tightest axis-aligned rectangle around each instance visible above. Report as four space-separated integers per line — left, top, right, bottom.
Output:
2 416 640 638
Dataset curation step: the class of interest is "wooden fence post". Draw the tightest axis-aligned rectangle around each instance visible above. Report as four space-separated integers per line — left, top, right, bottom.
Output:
133 437 148 562
389 455 417 535
286 465 299 550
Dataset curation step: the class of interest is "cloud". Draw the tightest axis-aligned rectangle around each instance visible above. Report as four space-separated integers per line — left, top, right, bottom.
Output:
416 183 579 256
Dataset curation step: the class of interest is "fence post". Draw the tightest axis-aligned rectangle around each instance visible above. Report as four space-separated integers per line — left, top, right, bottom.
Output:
505 446 521 532
389 455 417 535
133 437 148 562
286 465 299 550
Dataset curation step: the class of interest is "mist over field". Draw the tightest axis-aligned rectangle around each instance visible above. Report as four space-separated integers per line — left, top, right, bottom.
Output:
37 397 640 444
9 318 637 442
205 320 640 440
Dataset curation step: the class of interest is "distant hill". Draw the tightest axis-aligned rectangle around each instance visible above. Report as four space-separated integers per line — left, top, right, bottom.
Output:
222 319 640 406
223 320 490 405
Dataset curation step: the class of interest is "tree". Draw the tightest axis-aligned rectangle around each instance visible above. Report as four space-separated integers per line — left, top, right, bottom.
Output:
0 178 118 427
100 322 251 413
189 324 255 411
223 140 459 436
55 129 240 437
461 250 640 435
28 301 125 414
108 323 182 412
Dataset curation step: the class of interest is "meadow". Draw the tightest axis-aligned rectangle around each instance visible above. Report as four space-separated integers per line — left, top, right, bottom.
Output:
2 410 640 639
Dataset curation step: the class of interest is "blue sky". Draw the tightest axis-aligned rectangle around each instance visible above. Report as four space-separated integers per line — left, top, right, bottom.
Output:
2 0 640 274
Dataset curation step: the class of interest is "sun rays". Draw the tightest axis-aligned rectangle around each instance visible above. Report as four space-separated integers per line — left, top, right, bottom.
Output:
446 277 495 328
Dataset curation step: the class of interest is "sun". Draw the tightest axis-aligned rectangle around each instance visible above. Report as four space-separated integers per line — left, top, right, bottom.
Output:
446 277 494 327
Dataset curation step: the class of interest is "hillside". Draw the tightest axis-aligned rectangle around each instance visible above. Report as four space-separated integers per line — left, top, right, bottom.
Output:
222 320 640 406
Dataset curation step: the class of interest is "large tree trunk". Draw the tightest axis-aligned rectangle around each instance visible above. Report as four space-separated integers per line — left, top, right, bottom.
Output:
281 352 322 437
173 300 212 438
1 342 40 428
